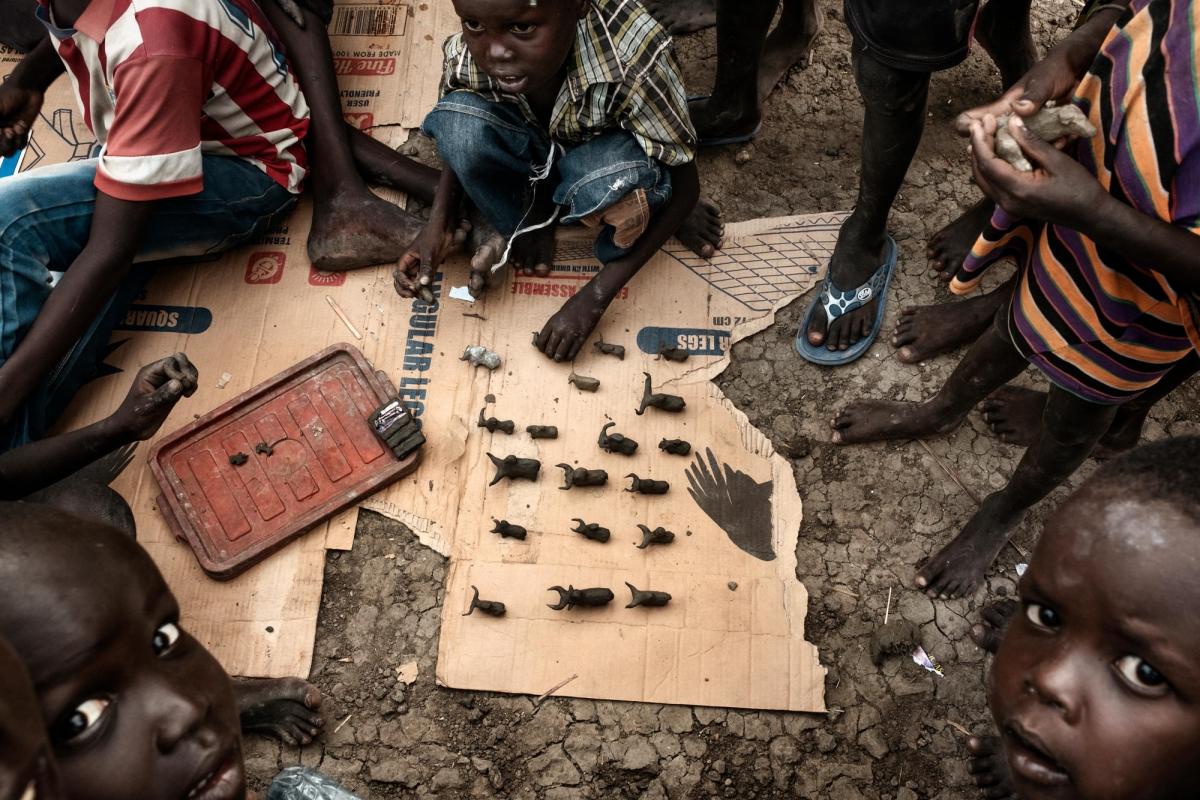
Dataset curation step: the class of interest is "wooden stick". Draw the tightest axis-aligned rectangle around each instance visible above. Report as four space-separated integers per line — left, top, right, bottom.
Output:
333 713 353 733
944 719 973 738
884 587 892 625
534 673 578 707
326 295 362 339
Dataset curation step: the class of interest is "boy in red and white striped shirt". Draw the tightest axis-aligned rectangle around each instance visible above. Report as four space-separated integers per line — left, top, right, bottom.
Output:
0 0 308 448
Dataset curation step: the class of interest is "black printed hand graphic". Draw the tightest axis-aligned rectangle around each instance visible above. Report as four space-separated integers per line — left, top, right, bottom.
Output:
686 447 776 561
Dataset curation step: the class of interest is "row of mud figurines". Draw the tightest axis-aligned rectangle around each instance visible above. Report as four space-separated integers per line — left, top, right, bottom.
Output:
463 582 673 618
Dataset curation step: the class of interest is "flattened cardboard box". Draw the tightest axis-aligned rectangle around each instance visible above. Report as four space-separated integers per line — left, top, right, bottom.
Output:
3 23 835 709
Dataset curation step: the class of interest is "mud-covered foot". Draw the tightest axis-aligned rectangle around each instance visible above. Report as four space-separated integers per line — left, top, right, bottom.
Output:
891 291 1004 363
234 677 324 745
758 0 823 101
535 281 614 362
981 385 1045 447
308 189 424 271
807 218 886 352
644 0 716 34
831 399 963 445
689 95 761 146
968 735 1018 799
677 199 724 257
970 599 1019 654
927 198 995 282
466 213 506 296
914 496 1025 598
511 219 557 278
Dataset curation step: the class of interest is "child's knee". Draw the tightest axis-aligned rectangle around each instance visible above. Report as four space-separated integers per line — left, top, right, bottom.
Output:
422 91 532 155
1042 392 1118 447
852 46 930 116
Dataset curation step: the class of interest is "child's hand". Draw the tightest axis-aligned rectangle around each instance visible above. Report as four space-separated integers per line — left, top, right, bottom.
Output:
969 114 1105 231
0 84 43 157
956 45 1082 136
109 353 199 441
393 222 448 298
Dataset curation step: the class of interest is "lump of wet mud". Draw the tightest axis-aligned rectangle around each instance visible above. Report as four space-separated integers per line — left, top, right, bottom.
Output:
869 619 919 666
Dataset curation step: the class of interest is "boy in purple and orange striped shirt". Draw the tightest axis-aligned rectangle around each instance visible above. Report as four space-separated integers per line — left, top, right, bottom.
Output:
0 0 308 449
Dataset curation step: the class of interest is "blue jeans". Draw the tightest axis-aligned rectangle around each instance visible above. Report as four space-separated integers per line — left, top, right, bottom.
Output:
0 154 297 449
422 91 672 264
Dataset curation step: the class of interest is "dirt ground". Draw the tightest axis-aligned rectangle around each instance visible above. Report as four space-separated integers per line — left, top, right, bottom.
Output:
242 2 1200 796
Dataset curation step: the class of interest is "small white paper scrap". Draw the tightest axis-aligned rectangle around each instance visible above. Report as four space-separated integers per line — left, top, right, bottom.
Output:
449 286 476 303
1015 563 1028 577
912 646 945 677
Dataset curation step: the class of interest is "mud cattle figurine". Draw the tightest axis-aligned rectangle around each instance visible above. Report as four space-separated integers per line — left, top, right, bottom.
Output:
570 518 611 543
625 473 669 495
568 372 601 392
658 438 691 456
594 340 626 359
597 422 638 455
625 582 671 608
636 373 685 415
490 518 527 540
478 406 515 435
557 464 608 489
547 585 615 610
526 425 559 440
636 525 675 549
487 453 541 485
463 585 506 617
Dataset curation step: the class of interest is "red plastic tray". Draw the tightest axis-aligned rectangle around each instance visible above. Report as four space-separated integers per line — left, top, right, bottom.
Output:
149 343 420 580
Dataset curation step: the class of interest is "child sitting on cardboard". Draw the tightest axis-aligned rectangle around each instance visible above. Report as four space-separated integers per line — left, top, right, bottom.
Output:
0 0 308 450
0 503 353 799
964 436 1200 799
394 0 723 362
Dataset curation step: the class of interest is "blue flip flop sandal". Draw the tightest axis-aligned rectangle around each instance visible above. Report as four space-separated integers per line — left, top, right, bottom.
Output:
794 235 898 366
687 95 763 147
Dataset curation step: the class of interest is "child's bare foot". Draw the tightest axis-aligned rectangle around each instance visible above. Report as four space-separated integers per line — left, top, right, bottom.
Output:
981 386 1146 457
308 189 424 271
806 218 886 351
676 199 724 257
234 677 324 746
757 0 823 101
644 0 716 34
831 399 964 444
968 735 1018 799
970 599 1019 654
535 281 614 361
467 213 506 295
891 291 1003 363
914 495 1025 598
688 95 761 146
926 198 995 282
511 221 557 277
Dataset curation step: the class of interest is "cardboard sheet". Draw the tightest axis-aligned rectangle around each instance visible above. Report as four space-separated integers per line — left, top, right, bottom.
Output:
3 20 836 707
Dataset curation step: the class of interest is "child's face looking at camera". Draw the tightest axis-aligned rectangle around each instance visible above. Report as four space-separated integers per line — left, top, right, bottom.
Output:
989 487 1200 800
452 0 587 97
0 511 246 800
0 638 61 800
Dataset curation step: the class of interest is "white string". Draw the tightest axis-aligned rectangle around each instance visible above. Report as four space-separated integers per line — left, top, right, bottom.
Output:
489 142 562 274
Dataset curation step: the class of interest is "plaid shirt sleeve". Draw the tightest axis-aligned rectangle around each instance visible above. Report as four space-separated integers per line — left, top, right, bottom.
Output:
615 43 696 167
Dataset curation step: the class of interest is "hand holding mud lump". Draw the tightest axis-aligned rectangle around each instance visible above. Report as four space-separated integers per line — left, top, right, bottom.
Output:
994 105 1096 172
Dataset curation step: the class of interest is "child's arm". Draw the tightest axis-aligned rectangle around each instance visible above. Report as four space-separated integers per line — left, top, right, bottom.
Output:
394 166 463 296
956 1 1127 132
0 354 198 499
969 115 1200 293
0 194 155 427
0 38 64 155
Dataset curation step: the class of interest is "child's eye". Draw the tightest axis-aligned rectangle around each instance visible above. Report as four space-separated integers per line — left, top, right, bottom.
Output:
462 19 484 32
53 697 111 743
153 621 181 655
509 23 535 34
1115 655 1169 695
1024 602 1061 630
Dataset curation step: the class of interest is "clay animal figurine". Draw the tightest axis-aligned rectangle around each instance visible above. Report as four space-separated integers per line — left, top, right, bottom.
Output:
254 442 274 456
995 104 1097 172
557 464 608 489
490 518 527 540
568 372 600 392
571 518 611 543
547 585 615 610
417 285 437 305
636 372 686 415
658 346 689 362
636 524 675 549
461 344 502 370
625 582 671 608
626 473 670 495
594 340 625 360
463 585 507 617
658 438 691 456
487 453 541 486
527 425 559 440
229 452 249 466
478 406 515 435
597 422 638 455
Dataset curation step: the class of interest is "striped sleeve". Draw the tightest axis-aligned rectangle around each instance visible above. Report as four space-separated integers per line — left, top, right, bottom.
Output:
96 53 206 201
616 45 696 167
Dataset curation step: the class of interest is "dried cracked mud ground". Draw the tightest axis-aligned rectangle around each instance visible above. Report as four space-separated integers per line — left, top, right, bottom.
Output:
243 2 1200 796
